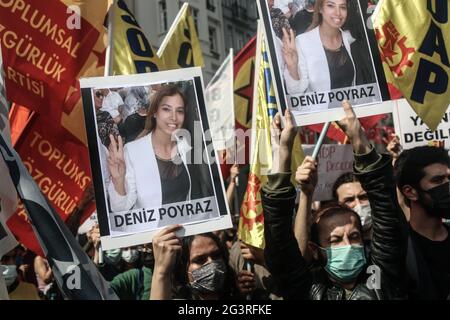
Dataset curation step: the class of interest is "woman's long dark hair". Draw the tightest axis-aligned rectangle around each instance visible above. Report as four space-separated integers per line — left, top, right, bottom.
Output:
144 84 188 132
308 0 350 31
174 233 238 300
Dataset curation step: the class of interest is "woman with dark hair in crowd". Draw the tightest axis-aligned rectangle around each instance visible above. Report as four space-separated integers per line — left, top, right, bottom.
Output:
150 225 238 300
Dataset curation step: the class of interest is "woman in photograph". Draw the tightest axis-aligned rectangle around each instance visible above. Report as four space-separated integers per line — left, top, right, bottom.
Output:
107 84 212 213
282 0 357 95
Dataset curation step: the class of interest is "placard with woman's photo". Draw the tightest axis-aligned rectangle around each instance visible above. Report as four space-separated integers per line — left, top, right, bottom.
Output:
258 0 394 125
80 68 232 250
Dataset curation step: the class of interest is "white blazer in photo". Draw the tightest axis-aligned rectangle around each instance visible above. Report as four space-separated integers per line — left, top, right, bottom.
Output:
107 132 192 213
284 26 356 95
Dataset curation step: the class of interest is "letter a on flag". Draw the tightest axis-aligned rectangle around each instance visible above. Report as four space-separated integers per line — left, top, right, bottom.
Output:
373 0 450 131
157 2 204 70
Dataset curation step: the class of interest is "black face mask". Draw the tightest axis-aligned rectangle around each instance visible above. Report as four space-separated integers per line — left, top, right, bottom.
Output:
140 251 155 269
419 181 450 219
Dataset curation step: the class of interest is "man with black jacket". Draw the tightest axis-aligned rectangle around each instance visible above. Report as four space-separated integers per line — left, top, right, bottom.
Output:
394 146 450 300
262 102 408 299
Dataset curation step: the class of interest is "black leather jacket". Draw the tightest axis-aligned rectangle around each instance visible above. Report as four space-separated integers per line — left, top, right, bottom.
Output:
262 148 409 300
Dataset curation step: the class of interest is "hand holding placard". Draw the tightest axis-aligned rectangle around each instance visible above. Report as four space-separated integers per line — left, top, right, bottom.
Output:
274 109 298 173
295 156 318 198
336 101 371 154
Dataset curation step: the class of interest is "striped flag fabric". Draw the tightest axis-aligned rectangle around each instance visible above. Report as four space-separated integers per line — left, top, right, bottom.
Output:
0 133 118 300
0 44 18 260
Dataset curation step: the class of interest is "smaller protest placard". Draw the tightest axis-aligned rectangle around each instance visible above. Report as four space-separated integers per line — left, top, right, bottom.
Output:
393 99 450 150
303 144 354 201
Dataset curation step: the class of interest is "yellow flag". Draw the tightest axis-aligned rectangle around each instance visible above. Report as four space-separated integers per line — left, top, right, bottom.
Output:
112 0 164 74
373 0 450 131
238 28 271 249
238 23 304 249
157 3 204 70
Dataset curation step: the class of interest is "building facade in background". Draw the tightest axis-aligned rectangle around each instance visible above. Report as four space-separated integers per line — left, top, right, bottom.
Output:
124 0 257 82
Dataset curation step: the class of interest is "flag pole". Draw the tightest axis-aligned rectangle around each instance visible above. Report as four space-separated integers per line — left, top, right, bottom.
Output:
105 0 116 77
312 122 330 160
101 0 117 260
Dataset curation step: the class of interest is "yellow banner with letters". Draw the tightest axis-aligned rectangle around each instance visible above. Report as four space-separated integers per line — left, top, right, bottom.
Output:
157 2 204 70
374 0 450 131
112 0 164 75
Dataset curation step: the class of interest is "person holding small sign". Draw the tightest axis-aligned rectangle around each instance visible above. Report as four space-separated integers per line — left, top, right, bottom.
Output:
282 0 356 95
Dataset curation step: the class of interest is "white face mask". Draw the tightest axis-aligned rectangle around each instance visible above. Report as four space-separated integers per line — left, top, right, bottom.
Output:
1 265 18 287
104 249 122 265
121 249 139 264
353 203 372 231
274 0 290 14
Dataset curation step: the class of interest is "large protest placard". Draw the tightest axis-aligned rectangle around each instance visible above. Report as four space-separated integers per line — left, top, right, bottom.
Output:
393 99 450 150
257 0 392 126
80 67 232 250
303 144 354 201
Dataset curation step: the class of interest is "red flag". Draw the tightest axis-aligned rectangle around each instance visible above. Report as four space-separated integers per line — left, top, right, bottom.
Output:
0 0 108 122
220 37 257 181
7 111 94 255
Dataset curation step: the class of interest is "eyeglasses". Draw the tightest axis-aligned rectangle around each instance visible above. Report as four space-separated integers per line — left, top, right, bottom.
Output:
95 91 104 98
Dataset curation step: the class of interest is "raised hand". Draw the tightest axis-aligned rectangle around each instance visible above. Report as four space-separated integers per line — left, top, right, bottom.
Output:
230 164 240 183
240 241 265 266
152 225 182 276
282 28 300 80
295 156 318 197
273 109 298 172
336 101 371 154
387 135 402 160
88 224 101 250
108 134 126 195
237 270 256 296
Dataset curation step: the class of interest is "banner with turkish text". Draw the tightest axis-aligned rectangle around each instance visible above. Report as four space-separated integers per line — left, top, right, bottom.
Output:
0 0 109 123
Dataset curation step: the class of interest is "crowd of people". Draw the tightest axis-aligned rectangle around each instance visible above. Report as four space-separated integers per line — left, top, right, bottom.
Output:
1 98 450 300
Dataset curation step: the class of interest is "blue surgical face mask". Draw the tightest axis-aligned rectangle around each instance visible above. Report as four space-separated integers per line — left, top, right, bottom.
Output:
320 245 366 283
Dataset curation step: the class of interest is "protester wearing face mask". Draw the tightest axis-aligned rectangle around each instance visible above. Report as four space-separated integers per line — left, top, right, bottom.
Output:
1 249 40 300
109 246 154 300
263 103 408 300
332 172 373 243
88 224 124 281
395 146 450 300
150 225 238 300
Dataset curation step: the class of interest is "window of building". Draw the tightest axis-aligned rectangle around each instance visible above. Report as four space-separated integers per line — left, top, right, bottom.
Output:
226 25 234 50
192 7 199 34
158 0 168 32
207 0 216 12
209 26 218 53
236 30 245 51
